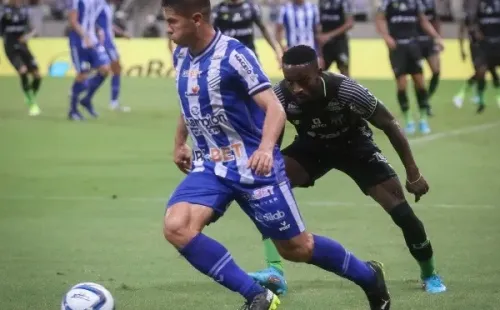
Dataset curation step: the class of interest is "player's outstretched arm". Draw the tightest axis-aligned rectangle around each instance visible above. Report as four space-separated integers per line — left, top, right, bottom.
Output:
368 104 429 201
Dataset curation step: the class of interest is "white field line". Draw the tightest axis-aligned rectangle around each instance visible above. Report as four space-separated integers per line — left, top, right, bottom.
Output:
408 121 500 145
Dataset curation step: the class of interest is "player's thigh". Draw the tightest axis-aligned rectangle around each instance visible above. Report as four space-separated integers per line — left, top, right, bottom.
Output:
334 144 397 198
89 45 111 72
5 46 24 72
70 45 92 74
19 46 39 73
236 180 305 241
389 45 408 79
322 40 337 71
335 38 350 72
486 43 500 68
471 43 485 71
406 42 424 76
281 138 330 187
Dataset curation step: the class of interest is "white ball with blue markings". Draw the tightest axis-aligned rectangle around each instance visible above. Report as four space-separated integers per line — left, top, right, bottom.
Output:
61 282 115 310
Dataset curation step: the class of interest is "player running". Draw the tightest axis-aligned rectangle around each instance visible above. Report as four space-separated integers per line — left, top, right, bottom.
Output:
376 0 443 135
68 0 110 120
417 0 441 113
468 0 500 113
96 0 130 112
249 45 446 296
276 0 322 64
453 0 500 108
0 0 42 116
162 0 391 309
212 0 282 65
316 0 354 76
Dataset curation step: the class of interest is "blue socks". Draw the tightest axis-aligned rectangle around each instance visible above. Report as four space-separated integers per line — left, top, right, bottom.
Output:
308 235 376 289
82 72 106 103
70 80 87 112
111 74 120 102
180 233 265 301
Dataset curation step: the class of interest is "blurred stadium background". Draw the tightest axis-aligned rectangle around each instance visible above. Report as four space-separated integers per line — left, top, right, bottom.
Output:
1 0 500 310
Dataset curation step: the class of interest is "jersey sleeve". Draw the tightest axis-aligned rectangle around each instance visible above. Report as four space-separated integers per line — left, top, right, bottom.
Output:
338 78 379 119
343 0 353 15
69 0 79 10
252 3 263 23
377 0 390 13
272 83 287 109
227 46 272 96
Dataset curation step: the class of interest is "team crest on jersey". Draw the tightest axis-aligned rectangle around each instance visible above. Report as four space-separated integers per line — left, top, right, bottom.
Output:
325 100 342 111
286 102 302 114
186 85 200 97
190 106 200 115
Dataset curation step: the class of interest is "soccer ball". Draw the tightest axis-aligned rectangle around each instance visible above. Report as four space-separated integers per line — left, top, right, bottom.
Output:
61 282 115 310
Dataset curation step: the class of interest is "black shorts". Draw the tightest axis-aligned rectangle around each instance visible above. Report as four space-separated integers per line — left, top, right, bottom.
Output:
418 39 439 59
470 42 482 69
322 37 349 70
475 41 500 68
281 137 397 194
4 42 38 72
389 42 423 78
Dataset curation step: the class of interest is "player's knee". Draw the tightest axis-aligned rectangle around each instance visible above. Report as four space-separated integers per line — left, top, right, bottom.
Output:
111 61 121 75
32 70 41 79
163 206 192 246
274 232 314 262
99 65 111 76
388 201 421 229
18 66 28 75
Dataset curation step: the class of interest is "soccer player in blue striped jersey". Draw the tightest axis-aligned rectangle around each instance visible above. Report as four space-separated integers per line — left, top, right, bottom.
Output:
68 0 110 120
276 0 321 59
162 0 391 309
96 0 130 112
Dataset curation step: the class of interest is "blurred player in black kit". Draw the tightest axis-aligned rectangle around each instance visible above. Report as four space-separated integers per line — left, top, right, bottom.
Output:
0 0 41 116
212 0 282 65
454 0 500 109
249 45 447 296
417 0 441 108
376 0 442 135
316 0 354 76
467 0 500 113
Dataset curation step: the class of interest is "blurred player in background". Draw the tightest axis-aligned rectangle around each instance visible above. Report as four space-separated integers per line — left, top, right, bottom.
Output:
68 0 110 120
376 0 442 135
249 44 446 296
316 0 354 76
0 0 41 116
97 0 130 112
453 0 500 108
468 0 500 113
276 0 322 64
212 0 282 65
417 0 441 115
162 0 391 308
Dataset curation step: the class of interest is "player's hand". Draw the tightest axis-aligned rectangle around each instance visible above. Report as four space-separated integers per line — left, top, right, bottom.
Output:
173 143 192 174
317 33 331 46
318 57 325 70
83 35 92 48
405 173 429 203
248 148 273 176
275 49 283 69
385 37 397 50
18 36 27 44
434 38 444 52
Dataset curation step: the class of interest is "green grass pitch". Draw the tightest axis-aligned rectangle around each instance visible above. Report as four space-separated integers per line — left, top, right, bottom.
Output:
1 77 500 309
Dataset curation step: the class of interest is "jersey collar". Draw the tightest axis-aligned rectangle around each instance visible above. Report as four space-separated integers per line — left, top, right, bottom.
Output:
189 29 222 63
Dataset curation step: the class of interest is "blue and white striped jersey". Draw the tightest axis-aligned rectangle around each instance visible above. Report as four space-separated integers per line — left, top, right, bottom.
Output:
173 31 286 185
96 1 114 44
68 0 105 47
278 2 320 49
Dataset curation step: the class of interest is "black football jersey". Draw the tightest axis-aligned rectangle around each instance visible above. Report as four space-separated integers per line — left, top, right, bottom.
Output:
212 1 261 50
378 0 425 41
0 5 31 44
274 72 380 146
475 0 500 40
319 0 352 37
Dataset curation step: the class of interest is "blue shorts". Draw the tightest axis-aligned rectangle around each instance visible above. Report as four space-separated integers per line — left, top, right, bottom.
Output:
104 41 119 62
167 170 306 240
70 44 110 73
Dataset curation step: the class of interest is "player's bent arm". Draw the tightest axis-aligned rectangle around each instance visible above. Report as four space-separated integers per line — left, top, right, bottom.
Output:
174 114 189 147
418 13 441 40
368 104 420 180
375 13 393 43
275 24 286 52
253 89 287 151
322 15 354 41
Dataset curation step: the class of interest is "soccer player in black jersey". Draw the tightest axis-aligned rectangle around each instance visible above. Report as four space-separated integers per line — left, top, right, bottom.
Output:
0 0 41 116
375 0 442 135
417 0 441 104
212 0 282 65
453 1 500 109
249 45 447 296
316 0 354 76
467 0 500 113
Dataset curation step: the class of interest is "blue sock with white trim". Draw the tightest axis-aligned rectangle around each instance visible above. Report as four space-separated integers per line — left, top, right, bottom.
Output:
308 234 376 289
179 233 265 301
